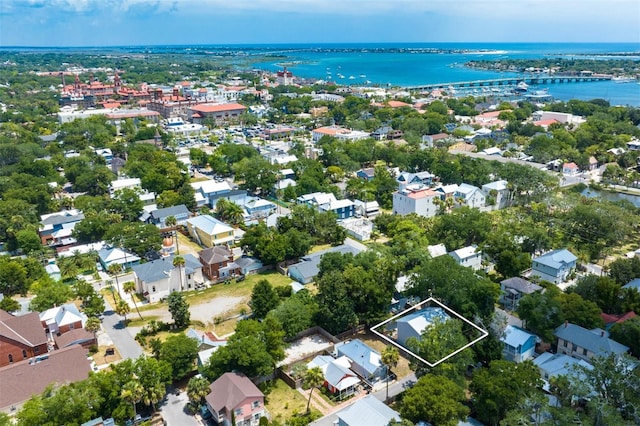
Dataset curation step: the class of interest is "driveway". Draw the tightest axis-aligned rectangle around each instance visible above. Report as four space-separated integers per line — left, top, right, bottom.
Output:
159 386 199 426
102 299 143 360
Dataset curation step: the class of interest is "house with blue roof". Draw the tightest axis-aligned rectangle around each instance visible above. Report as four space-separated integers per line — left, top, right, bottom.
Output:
455 183 486 209
554 322 629 362
531 249 577 284
97 246 141 271
533 352 593 391
501 325 538 363
623 278 640 292
288 244 363 284
147 204 190 228
336 339 384 383
397 307 450 346
131 254 203 303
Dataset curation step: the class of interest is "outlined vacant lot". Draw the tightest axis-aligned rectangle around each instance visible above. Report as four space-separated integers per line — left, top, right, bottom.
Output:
370 297 488 367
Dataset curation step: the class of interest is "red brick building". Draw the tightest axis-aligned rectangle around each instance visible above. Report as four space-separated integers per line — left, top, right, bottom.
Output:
0 310 48 368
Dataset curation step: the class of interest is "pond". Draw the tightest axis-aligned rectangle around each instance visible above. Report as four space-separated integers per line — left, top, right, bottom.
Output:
581 188 640 207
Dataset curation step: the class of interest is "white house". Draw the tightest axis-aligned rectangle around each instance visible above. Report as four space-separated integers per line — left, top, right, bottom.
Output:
455 183 486 209
131 254 204 303
449 246 483 271
481 180 509 210
531 249 577 284
392 185 440 218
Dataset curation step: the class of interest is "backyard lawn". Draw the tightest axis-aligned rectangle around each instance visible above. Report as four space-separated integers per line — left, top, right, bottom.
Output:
264 379 313 423
358 332 413 380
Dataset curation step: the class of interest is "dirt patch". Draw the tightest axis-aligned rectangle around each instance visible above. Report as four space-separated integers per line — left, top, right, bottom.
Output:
138 296 244 324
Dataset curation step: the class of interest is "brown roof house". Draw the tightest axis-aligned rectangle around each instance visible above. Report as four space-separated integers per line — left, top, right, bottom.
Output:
0 310 48 368
0 344 91 412
198 246 240 283
204 372 266 426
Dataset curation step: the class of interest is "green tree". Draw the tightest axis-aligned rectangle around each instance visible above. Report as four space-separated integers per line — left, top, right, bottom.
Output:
85 316 101 338
470 360 543 426
249 279 280 319
0 258 29 296
108 263 123 300
187 376 210 409
159 334 199 380
123 281 143 320
121 380 144 419
516 289 565 342
610 317 640 357
0 296 21 313
116 299 131 324
105 222 162 257
15 229 42 254
204 319 283 380
314 270 358 335
111 188 144 222
267 290 318 339
167 291 190 328
381 345 399 402
172 255 186 291
400 375 469 426
29 277 73 311
303 366 324 414
215 198 245 226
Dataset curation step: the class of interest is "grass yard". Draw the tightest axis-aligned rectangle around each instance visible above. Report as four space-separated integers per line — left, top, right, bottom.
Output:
176 232 204 256
184 271 292 306
358 332 413 380
264 379 310 422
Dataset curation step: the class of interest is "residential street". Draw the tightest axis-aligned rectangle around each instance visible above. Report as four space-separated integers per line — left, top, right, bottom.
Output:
101 299 143 360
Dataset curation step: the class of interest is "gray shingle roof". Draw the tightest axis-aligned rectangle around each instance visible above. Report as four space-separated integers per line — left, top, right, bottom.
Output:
501 277 542 294
150 204 189 220
554 323 629 357
132 254 200 283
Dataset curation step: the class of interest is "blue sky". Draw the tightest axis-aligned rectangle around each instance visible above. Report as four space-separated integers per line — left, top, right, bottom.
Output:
1 0 639 47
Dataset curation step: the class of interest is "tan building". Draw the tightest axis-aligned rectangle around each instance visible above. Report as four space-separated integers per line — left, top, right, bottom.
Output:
188 103 247 125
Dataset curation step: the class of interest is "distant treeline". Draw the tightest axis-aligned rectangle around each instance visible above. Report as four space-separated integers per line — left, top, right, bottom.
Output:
465 58 640 75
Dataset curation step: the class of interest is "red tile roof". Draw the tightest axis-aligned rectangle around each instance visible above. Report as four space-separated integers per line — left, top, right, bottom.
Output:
387 100 411 108
190 103 247 113
601 311 636 325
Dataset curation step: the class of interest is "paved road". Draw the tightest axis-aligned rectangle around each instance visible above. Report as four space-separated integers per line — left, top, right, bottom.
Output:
101 299 143 360
159 387 200 426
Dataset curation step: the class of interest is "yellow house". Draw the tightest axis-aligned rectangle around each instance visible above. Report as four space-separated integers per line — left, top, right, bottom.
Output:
186 215 235 248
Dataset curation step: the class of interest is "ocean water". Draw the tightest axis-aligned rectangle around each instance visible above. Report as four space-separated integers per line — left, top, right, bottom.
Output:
251 42 640 106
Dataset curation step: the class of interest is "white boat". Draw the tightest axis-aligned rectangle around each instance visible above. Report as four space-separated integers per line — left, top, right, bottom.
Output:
359 74 366 78
514 81 529 92
349 76 355 80
612 76 635 83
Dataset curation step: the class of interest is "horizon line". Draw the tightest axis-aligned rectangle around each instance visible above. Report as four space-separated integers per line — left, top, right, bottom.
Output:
2 41 640 50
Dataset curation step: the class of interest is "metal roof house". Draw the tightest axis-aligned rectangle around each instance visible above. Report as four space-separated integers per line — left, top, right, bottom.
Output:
554 322 629 362
397 307 450 346
500 325 537 363
288 244 362 284
335 339 384 383
531 249 577 284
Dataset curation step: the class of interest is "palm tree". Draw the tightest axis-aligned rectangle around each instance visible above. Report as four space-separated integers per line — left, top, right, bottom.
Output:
187 376 210 409
85 317 101 338
124 281 143 320
303 366 324 414
215 198 244 225
108 263 123 301
115 299 130 325
165 215 177 230
58 257 79 281
121 380 144 419
172 255 186 291
381 345 400 402
144 382 166 412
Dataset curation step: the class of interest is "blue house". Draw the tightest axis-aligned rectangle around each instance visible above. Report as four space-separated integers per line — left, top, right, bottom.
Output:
501 325 537 363
336 339 385 383
148 204 190 228
335 395 400 426
623 278 640 292
356 168 376 181
531 249 577 284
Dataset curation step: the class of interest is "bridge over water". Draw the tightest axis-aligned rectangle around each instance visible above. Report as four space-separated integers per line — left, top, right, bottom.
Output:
406 75 611 91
